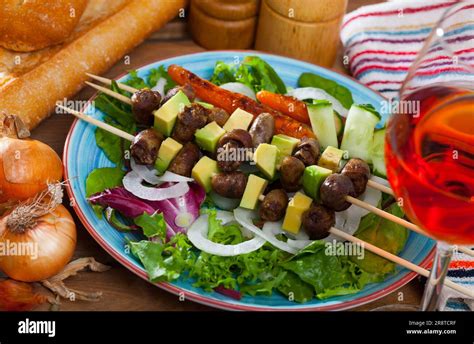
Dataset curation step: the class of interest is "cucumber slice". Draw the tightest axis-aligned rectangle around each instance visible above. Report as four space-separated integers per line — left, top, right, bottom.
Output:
333 111 344 137
371 128 387 178
307 100 338 149
340 104 380 162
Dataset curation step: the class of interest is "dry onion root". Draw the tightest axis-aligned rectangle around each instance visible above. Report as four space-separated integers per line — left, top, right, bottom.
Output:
0 257 110 311
41 257 110 303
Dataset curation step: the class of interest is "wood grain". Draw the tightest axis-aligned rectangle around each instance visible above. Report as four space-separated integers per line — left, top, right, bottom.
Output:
30 0 426 311
255 0 347 67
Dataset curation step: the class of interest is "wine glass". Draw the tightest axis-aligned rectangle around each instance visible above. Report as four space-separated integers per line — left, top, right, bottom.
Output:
385 1 474 311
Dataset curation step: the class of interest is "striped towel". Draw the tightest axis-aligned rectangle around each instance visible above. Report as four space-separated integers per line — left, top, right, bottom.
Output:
340 0 474 100
340 0 474 311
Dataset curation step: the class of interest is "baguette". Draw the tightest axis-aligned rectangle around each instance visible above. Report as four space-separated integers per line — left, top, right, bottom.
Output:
0 0 185 130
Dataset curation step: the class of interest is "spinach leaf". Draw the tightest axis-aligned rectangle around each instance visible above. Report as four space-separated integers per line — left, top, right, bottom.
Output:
281 241 352 296
85 167 125 197
352 203 409 274
298 72 354 109
94 115 134 165
95 127 124 164
94 94 134 128
277 271 314 303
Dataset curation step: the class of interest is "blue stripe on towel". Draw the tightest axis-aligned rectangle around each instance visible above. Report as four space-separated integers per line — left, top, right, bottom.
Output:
448 269 474 278
345 24 474 46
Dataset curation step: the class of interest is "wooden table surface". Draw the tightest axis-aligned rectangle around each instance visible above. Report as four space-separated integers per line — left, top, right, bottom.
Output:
33 0 426 311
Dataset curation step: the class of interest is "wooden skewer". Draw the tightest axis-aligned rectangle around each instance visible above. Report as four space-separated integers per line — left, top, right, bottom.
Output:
56 105 135 141
84 79 396 197
82 74 474 258
329 227 473 297
63 105 473 297
257 188 471 295
86 72 139 93
346 196 474 258
85 81 133 105
367 179 394 196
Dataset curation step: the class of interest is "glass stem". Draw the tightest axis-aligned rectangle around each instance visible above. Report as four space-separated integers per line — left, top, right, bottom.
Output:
420 242 453 311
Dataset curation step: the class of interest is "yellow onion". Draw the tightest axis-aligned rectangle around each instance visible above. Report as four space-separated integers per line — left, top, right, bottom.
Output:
0 136 63 204
0 204 76 282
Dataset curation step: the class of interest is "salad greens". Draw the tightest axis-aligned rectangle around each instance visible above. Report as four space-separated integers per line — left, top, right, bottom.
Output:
211 56 287 94
148 65 177 93
94 81 135 165
351 203 408 275
298 72 354 109
85 167 125 197
134 212 167 239
127 206 408 301
84 56 410 304
123 67 176 93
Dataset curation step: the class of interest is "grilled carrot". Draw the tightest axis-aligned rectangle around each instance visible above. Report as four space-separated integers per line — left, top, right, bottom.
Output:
256 90 310 124
167 64 315 139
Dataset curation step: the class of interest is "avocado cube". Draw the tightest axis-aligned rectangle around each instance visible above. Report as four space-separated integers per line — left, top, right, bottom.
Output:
271 134 300 164
240 174 268 210
253 143 278 179
223 108 254 132
155 137 183 174
197 101 214 109
282 192 313 234
302 165 332 200
318 146 346 172
195 121 226 153
192 156 219 193
153 90 190 136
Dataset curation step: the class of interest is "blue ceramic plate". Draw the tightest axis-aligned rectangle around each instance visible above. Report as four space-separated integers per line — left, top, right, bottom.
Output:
64 51 435 311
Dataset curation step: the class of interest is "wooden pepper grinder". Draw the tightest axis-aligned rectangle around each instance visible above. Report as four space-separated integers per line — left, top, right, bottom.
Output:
188 0 260 50
255 0 347 67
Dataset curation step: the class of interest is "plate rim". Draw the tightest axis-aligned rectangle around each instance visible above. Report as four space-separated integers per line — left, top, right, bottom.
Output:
63 50 435 311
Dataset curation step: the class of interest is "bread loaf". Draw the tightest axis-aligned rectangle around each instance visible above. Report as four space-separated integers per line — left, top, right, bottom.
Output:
0 0 89 52
0 0 185 130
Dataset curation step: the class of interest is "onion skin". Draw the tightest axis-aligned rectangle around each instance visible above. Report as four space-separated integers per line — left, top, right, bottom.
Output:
0 137 63 204
0 205 76 282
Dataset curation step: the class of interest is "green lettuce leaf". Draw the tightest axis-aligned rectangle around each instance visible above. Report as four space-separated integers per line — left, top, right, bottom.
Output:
134 212 167 239
124 70 148 90
239 56 287 94
128 233 194 282
209 56 287 94
210 61 236 85
240 269 287 297
85 167 125 197
298 72 354 109
148 65 176 93
189 210 288 290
